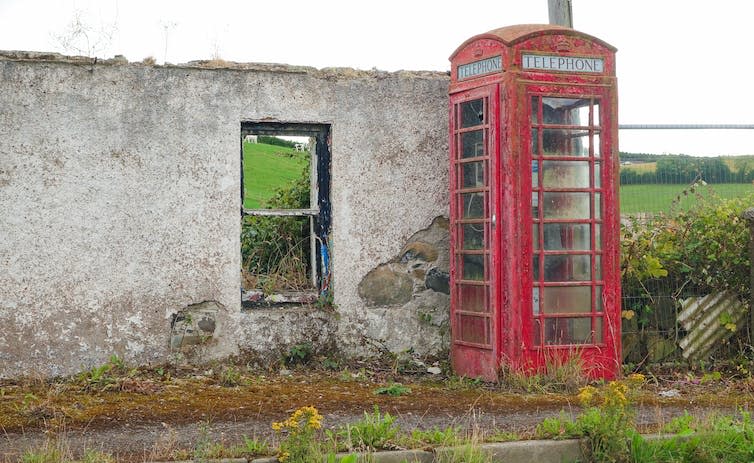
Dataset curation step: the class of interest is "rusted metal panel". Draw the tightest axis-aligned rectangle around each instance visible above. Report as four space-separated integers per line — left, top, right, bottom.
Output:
678 291 747 361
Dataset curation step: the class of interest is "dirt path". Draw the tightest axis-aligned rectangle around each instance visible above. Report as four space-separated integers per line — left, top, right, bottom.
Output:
0 371 750 461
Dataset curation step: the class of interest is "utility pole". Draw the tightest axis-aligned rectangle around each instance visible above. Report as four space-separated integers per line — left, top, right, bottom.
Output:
548 0 573 28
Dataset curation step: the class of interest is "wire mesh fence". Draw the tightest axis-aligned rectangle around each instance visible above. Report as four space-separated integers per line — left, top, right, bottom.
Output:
619 146 754 366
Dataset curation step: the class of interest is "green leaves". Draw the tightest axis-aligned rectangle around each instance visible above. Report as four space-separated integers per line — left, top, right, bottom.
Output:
621 191 753 300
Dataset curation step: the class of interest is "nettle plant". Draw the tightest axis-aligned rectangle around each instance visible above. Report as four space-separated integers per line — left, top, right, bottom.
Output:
621 188 753 326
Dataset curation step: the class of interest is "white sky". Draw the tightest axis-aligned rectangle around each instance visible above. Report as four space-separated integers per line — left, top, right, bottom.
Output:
1 0 753 156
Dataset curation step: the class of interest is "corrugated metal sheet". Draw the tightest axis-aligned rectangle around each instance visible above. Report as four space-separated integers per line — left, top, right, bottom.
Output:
678 291 748 361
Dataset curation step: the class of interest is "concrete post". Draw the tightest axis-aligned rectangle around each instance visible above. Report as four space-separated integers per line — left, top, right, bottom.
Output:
743 208 754 345
548 0 573 28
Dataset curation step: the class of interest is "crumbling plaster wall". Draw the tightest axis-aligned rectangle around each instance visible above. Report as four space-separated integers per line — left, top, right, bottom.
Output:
0 52 449 378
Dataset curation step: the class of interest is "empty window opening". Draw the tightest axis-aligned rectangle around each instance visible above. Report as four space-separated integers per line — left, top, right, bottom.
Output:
240 122 331 308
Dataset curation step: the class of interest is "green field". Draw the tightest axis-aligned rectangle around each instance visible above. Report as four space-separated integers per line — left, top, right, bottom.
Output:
620 183 754 214
243 142 309 209
621 162 656 173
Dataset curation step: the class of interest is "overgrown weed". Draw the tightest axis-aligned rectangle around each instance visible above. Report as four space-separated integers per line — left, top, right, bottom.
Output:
498 353 590 394
337 405 400 451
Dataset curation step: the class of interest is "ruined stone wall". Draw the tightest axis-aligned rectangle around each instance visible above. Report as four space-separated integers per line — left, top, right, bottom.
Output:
0 52 450 377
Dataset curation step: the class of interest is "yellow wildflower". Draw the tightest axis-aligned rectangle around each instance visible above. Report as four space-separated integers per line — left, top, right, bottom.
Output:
627 373 645 385
577 385 597 406
272 421 284 432
277 451 290 462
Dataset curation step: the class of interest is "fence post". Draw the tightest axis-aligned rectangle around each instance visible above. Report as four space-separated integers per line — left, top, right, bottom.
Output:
743 208 754 345
548 0 573 27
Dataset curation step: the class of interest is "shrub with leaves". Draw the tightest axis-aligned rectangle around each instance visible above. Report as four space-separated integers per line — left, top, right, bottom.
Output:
241 164 312 293
535 374 645 463
621 189 754 333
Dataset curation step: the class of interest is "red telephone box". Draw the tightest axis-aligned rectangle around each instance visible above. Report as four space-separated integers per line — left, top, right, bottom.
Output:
449 25 620 380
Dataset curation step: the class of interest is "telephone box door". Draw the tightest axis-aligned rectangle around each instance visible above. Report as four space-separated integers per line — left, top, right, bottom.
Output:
449 85 501 381
522 85 620 377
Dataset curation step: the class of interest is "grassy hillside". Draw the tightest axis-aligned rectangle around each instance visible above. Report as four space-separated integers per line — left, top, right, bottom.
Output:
620 183 753 214
243 142 309 209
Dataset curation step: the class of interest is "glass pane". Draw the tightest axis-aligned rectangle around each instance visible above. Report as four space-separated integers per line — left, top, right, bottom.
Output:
460 99 485 128
593 133 601 157
542 161 590 188
532 224 539 250
459 285 487 312
531 96 539 124
595 255 602 280
595 317 603 343
461 193 485 218
595 193 601 219
531 192 539 217
461 254 485 281
543 223 591 250
543 192 590 219
544 255 591 281
532 161 539 188
595 224 601 250
545 317 593 344
533 318 542 345
542 129 590 157
458 314 489 344
533 254 540 280
592 102 600 127
462 161 485 188
542 97 590 126
461 130 485 158
462 223 484 250
596 286 603 312
543 286 591 313
594 162 601 188
531 128 539 155
533 287 541 315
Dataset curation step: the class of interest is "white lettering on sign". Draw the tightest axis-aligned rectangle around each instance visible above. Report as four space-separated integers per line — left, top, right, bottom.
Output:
457 56 503 80
522 54 604 73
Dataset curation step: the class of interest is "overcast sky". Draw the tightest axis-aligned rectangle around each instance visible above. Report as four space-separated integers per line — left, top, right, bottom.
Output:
1 0 753 156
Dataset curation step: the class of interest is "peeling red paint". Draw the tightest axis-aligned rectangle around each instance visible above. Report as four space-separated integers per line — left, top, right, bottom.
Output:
448 25 621 381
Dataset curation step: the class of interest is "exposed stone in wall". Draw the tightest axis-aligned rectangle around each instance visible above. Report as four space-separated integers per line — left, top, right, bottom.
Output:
355 216 450 356
358 216 450 307
358 268 414 306
170 301 221 350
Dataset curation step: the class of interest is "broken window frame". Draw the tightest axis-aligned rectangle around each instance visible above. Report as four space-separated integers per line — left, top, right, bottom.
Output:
240 121 332 306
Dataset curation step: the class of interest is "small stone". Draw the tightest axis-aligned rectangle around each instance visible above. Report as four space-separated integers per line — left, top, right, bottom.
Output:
279 369 292 377
658 389 680 398
425 268 450 295
358 266 414 306
427 366 442 375
400 241 439 263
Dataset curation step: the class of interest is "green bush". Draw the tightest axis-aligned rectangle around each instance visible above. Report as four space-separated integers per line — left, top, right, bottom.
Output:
241 164 312 293
621 188 754 320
